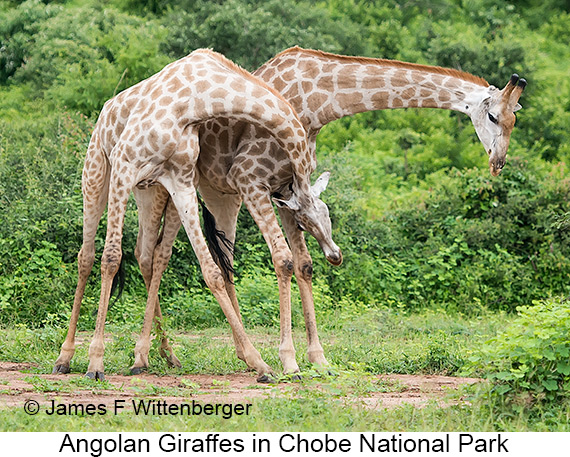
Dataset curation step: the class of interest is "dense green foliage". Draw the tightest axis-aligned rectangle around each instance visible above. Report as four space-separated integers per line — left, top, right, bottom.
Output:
469 297 570 406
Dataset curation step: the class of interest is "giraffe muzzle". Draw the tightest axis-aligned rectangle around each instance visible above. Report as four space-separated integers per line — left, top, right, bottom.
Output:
326 249 343 266
489 154 506 177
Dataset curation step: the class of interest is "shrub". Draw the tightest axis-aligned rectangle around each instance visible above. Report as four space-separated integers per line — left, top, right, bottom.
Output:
468 297 570 406
0 241 75 327
2 2 169 114
160 0 369 70
0 0 62 84
161 286 226 330
1 0 569 331
312 150 570 313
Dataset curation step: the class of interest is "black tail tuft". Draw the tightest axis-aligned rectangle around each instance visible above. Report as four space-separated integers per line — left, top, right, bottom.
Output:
110 255 126 305
92 255 125 316
200 197 235 283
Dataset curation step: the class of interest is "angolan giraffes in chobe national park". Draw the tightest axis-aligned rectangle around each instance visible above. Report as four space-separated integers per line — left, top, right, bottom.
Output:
52 48 341 382
128 47 526 379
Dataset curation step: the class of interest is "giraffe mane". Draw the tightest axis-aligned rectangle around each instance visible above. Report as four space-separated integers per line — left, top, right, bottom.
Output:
197 49 302 113
271 46 490 88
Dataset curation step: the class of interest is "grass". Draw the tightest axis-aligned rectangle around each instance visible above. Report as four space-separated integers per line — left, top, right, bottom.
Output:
3 388 569 432
0 308 503 377
1 309 569 432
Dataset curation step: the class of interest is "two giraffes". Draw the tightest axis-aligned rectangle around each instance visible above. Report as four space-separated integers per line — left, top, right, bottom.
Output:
53 47 526 382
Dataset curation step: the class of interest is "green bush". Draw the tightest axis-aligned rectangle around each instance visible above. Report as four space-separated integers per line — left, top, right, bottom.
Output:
0 0 62 84
2 1 169 113
423 21 529 87
160 0 366 71
469 298 570 406
235 267 282 327
160 286 226 330
0 241 75 326
312 150 570 313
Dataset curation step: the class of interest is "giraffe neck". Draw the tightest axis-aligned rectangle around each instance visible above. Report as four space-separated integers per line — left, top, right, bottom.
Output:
255 48 491 132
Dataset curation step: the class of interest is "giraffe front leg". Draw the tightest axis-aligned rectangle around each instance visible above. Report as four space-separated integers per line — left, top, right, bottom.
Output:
241 190 300 376
158 136 274 380
164 182 274 380
279 207 329 368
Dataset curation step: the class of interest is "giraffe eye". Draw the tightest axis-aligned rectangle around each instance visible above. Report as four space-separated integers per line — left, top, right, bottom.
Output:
297 223 305 232
488 113 498 124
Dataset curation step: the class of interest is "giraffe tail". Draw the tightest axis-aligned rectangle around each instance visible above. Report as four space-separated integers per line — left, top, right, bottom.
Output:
110 254 125 304
199 196 235 284
90 255 125 316
89 255 125 316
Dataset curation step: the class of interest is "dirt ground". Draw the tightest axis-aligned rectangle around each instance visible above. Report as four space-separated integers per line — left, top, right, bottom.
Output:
0 361 480 411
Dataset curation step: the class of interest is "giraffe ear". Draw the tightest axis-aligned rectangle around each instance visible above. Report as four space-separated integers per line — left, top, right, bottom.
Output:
311 171 331 198
513 103 522 112
273 195 301 211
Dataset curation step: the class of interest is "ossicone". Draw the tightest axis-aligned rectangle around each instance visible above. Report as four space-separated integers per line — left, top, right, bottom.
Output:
502 74 527 112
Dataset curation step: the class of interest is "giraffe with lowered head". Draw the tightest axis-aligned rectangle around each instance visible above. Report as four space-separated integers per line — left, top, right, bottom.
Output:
133 47 527 376
52 48 341 381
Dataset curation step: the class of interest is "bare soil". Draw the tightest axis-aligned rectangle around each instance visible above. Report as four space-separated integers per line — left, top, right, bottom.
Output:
0 361 480 411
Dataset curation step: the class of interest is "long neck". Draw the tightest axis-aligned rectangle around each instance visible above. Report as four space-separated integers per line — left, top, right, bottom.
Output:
255 48 490 133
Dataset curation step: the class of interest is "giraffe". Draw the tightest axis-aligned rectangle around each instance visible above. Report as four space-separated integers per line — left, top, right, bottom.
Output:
52 48 339 381
132 46 527 376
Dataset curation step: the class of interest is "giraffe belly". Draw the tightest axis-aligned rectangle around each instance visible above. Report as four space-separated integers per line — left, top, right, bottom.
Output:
197 159 239 195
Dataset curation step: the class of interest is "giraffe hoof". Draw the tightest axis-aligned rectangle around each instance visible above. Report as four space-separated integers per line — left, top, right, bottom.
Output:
52 364 70 374
85 371 105 381
130 366 145 376
282 371 302 382
256 373 277 384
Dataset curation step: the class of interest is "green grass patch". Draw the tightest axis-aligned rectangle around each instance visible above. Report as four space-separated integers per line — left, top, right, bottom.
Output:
1 309 569 431
0 309 506 377
2 387 569 432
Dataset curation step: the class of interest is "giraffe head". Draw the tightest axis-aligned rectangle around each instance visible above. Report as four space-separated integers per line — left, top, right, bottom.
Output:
470 74 526 177
273 172 343 266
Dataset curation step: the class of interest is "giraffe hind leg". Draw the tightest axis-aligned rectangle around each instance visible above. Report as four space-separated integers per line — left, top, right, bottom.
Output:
86 152 136 380
131 192 182 374
131 185 169 373
133 183 243 375
153 198 183 369
133 185 170 289
198 182 245 361
54 136 109 374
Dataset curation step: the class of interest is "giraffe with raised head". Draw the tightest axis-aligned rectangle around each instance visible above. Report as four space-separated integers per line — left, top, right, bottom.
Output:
133 47 527 376
52 48 339 381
